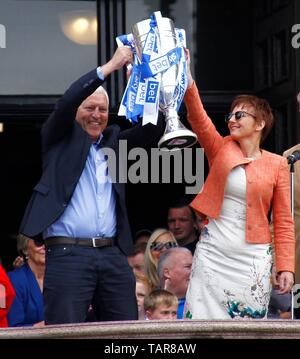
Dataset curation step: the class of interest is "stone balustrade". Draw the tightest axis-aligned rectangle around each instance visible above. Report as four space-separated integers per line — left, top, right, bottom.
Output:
1 319 300 339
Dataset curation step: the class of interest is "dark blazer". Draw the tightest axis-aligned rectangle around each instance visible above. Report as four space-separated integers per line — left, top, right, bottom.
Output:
19 69 164 255
7 263 44 327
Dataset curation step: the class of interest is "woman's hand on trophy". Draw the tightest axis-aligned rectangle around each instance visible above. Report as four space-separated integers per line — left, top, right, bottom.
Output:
184 48 194 88
101 46 133 77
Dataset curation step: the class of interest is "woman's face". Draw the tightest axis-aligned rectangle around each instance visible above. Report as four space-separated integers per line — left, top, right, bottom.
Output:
227 104 261 142
150 233 177 262
27 239 45 266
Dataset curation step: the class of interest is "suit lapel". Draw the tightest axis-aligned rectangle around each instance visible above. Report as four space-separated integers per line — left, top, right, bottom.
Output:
101 126 119 149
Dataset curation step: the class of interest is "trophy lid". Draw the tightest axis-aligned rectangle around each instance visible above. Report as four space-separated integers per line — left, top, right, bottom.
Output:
131 16 176 60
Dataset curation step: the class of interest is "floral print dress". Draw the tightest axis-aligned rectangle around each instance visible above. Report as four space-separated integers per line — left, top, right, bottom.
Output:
185 165 273 319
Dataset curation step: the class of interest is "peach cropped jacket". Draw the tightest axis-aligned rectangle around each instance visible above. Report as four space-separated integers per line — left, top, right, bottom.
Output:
184 82 295 273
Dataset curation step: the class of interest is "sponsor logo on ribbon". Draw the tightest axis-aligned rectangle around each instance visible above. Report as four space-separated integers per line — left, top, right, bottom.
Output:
145 81 159 103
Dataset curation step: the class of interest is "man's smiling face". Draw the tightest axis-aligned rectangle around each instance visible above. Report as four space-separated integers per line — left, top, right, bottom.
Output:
76 92 109 141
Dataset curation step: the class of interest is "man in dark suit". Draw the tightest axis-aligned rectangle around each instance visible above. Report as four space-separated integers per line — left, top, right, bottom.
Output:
19 46 164 324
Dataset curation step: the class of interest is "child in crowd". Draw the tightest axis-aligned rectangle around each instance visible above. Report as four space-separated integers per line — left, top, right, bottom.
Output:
134 271 150 320
144 289 178 320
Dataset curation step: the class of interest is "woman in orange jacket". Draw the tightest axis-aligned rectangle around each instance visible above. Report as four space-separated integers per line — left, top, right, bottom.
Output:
184 51 295 319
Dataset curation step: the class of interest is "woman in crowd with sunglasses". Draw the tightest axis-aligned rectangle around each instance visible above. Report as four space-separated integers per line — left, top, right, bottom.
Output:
183 50 295 320
144 229 178 291
7 234 45 326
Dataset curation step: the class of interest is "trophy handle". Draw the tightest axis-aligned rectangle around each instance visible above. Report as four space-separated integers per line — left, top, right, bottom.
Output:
131 19 151 63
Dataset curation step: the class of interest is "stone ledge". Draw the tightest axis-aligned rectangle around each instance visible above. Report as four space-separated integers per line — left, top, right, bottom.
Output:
1 320 300 339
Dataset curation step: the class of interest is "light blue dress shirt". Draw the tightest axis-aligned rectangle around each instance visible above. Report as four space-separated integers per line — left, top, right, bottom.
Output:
44 67 117 238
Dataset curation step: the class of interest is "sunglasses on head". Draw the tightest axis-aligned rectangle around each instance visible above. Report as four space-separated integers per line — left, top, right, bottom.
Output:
225 110 256 123
150 241 178 251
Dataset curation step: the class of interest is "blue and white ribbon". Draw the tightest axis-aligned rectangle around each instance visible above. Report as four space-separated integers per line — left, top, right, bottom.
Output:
116 11 187 125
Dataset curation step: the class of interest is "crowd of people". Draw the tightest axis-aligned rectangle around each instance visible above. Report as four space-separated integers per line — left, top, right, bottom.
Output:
0 45 299 327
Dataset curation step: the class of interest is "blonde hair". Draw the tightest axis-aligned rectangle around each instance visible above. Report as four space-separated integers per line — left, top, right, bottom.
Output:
144 228 177 290
144 289 178 312
17 234 30 257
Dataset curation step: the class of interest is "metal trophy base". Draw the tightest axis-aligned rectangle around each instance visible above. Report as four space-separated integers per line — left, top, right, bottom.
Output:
158 129 198 151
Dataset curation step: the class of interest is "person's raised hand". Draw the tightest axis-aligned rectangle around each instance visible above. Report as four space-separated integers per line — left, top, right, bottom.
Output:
101 46 133 78
184 48 194 88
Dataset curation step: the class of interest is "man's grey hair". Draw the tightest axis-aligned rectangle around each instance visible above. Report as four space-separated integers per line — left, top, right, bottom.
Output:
157 247 192 281
94 86 109 106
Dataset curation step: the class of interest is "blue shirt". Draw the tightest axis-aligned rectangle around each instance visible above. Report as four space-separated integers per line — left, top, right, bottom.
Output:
45 139 117 238
177 298 185 319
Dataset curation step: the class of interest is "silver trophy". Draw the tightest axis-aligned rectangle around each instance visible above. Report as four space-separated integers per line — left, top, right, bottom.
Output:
131 16 197 150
